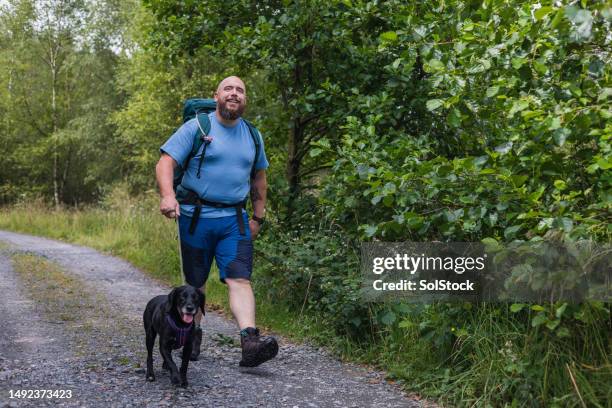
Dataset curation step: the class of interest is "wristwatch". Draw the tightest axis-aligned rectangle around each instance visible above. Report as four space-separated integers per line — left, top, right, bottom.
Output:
251 215 265 226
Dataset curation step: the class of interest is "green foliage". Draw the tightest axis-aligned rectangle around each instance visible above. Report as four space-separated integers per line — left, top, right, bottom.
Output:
141 0 408 212
250 2 611 405
0 0 133 205
110 2 229 192
253 210 367 337
1 0 611 406
322 1 610 243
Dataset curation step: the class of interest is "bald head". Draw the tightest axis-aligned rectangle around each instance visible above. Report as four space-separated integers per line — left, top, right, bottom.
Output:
214 76 247 122
216 76 246 94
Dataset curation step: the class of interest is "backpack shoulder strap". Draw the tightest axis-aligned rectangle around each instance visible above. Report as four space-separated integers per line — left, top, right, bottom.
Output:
183 113 210 170
183 114 210 169
174 110 213 194
192 112 211 155
192 112 212 178
243 119 262 180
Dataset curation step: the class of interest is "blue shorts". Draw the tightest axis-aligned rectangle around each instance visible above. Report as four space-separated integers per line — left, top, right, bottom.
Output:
178 213 253 287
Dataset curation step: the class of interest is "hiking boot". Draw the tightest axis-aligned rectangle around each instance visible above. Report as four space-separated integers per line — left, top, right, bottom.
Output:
239 327 278 367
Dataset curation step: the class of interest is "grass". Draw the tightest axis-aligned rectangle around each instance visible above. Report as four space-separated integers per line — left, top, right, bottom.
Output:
1 198 610 407
1 196 182 285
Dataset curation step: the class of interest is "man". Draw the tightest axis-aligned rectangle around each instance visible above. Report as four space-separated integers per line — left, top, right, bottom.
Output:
155 76 278 367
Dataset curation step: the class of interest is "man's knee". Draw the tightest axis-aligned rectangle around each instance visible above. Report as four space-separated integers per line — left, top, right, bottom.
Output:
225 278 251 289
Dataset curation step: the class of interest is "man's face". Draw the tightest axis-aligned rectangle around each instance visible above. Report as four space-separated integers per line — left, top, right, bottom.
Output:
214 77 247 120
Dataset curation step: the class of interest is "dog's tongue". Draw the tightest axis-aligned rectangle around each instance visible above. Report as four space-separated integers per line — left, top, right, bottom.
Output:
182 313 194 324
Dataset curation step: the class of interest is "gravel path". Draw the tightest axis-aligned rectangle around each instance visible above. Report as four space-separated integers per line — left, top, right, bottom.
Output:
0 230 425 408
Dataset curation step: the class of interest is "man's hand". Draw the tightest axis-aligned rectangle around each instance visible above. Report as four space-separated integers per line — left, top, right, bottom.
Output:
160 195 180 219
248 219 262 240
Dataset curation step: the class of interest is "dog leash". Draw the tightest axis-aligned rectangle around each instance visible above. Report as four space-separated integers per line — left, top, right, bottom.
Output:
175 216 186 285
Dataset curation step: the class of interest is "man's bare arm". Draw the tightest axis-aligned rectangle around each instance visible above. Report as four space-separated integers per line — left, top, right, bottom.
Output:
250 169 267 218
156 154 180 218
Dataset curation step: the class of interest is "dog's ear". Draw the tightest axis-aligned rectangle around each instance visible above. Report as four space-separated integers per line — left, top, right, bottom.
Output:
196 288 205 316
165 287 178 314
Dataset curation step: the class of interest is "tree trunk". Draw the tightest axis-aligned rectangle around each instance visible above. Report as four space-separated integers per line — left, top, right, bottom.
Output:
59 144 72 204
52 64 59 209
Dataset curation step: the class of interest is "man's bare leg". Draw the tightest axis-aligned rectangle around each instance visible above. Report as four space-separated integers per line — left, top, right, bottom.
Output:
226 278 278 366
225 278 255 329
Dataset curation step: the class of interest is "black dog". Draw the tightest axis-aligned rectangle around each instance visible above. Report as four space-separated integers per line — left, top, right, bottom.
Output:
143 285 205 386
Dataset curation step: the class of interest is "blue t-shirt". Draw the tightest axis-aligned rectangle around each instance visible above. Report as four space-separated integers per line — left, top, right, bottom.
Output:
160 113 269 218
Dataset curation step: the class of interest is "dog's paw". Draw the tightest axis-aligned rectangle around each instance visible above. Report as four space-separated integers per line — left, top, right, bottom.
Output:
146 374 155 382
180 379 188 388
171 375 181 385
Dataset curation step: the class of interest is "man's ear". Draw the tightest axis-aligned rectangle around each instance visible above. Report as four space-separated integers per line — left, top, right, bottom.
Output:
197 288 205 315
165 288 178 314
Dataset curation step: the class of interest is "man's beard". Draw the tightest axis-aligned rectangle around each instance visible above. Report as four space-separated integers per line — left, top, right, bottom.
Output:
218 100 245 120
